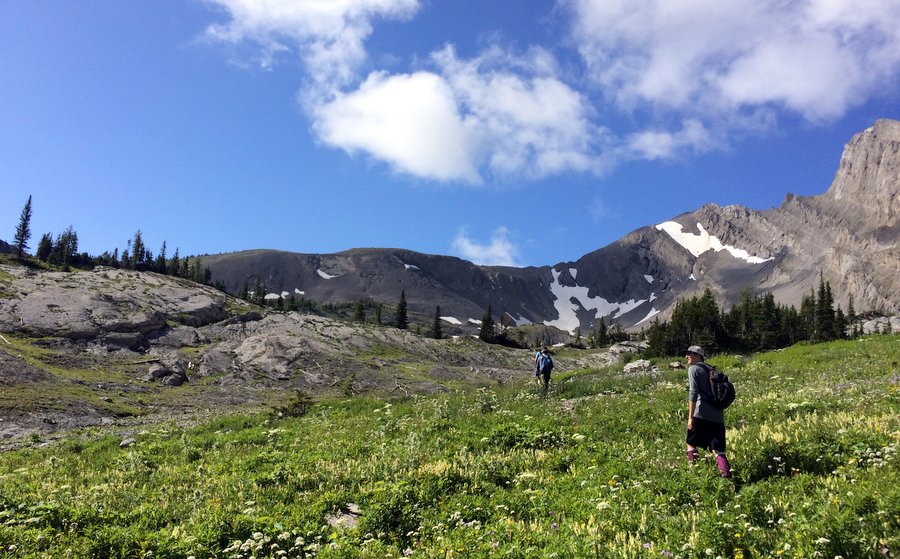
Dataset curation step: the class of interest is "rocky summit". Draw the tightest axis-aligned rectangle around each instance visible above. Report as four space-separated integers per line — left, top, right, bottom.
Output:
202 119 899 333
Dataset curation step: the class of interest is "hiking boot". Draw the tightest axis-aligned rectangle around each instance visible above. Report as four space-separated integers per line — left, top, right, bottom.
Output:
686 449 699 464
716 454 732 478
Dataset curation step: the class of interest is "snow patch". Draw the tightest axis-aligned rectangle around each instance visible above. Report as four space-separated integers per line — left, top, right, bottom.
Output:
264 293 281 300
295 288 305 295
468 318 482 325
545 269 649 334
317 269 338 279
655 221 773 264
636 307 661 325
644 274 654 284
569 268 578 280
689 273 697 281
404 263 420 270
440 316 462 325
511 314 531 326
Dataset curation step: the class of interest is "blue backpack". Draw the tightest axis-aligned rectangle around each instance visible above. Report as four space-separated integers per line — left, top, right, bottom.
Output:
538 353 554 375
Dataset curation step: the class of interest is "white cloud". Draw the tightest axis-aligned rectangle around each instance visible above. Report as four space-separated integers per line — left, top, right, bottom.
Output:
204 0 419 86
204 1 610 182
566 0 900 123
203 0 900 181
313 71 480 181
436 46 609 179
452 227 520 267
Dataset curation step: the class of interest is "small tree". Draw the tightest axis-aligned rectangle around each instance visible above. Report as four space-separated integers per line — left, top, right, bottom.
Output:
374 303 383 325
479 304 495 342
352 300 366 322
432 306 443 339
13 195 32 258
395 290 408 330
36 232 53 262
130 230 146 270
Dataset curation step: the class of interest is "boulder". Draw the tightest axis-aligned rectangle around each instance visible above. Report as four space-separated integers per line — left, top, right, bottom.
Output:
623 359 657 375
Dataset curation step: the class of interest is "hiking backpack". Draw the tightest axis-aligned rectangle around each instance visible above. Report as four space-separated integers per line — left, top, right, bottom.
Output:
538 354 554 375
701 363 735 409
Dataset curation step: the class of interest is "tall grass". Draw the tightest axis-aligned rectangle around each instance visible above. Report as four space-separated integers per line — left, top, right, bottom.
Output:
0 336 897 558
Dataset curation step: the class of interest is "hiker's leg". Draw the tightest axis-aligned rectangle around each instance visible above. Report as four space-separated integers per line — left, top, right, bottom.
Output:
686 446 699 464
715 453 732 477
709 422 731 477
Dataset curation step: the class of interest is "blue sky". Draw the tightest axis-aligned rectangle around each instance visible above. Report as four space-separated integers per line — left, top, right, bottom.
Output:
2 1 899 268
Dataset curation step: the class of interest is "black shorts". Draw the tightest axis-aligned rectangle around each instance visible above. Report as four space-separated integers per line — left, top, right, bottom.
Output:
686 417 726 453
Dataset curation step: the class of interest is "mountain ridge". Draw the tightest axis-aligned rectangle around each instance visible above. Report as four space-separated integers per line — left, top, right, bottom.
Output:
199 119 898 333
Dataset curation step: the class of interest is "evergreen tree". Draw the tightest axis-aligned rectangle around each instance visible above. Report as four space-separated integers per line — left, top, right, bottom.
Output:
834 306 847 340
51 226 78 270
253 277 266 306
846 295 857 338
395 290 408 330
815 276 835 341
432 306 443 339
130 230 146 270
13 195 32 258
596 317 609 347
479 304 495 342
155 241 167 273
169 248 180 276
374 304 383 325
352 300 366 322
36 232 53 262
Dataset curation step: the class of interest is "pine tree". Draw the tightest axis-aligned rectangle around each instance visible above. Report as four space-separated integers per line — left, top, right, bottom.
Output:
816 276 835 341
13 195 33 258
395 290 408 330
155 241 167 273
374 304 383 325
169 248 180 276
479 304 495 342
130 230 145 270
36 232 53 262
352 300 366 322
432 306 443 339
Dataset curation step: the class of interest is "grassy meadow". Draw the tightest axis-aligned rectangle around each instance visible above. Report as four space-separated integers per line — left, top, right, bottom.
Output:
0 336 897 558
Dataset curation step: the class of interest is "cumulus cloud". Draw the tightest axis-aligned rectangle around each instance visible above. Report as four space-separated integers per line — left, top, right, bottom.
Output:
433 46 607 179
203 0 900 182
565 0 900 123
204 0 419 87
203 0 607 182
313 71 479 181
452 227 521 267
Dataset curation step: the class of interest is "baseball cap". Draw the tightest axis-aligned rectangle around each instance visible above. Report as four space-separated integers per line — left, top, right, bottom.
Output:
686 345 705 357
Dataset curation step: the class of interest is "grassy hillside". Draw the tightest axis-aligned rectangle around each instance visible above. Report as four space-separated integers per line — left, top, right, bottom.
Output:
0 336 897 558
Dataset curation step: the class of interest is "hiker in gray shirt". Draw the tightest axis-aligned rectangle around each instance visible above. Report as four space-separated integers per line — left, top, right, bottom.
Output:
685 345 732 478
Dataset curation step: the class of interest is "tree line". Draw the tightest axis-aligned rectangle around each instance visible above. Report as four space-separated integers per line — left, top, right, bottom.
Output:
9 195 214 285
643 278 875 358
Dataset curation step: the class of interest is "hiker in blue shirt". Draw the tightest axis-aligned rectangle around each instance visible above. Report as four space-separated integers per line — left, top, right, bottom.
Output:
536 348 553 392
685 345 732 478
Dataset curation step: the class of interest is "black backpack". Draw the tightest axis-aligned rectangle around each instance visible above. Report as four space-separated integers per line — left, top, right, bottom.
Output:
701 363 735 410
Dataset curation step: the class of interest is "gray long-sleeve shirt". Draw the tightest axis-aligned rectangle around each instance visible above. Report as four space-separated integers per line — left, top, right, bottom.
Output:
688 363 725 424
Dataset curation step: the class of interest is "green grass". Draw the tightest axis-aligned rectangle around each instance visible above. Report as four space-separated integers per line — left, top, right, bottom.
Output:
0 336 897 558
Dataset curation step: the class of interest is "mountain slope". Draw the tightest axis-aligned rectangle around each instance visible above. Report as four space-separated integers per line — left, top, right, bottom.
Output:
203 119 899 332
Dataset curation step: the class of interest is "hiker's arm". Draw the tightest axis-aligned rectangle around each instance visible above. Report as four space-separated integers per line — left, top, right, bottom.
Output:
687 366 698 429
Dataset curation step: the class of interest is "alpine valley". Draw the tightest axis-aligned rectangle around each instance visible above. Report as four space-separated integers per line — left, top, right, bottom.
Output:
0 119 897 442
